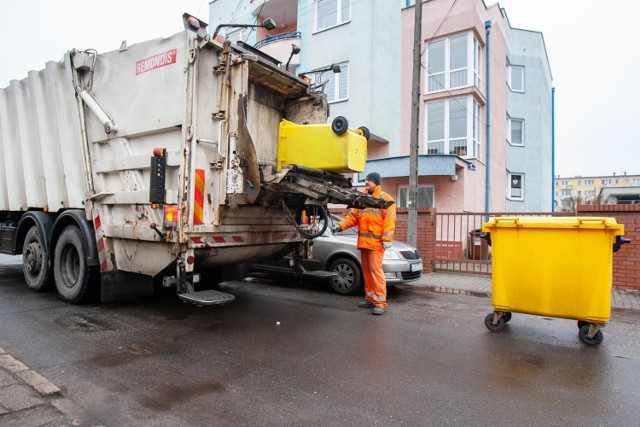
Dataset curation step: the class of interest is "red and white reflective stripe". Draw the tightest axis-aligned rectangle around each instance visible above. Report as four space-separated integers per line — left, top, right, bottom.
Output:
189 232 298 247
93 210 109 272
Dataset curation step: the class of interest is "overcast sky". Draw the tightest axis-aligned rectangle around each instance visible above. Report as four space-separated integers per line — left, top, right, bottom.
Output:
1 0 637 178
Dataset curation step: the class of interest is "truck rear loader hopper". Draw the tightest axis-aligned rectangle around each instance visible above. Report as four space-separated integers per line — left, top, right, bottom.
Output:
0 19 390 306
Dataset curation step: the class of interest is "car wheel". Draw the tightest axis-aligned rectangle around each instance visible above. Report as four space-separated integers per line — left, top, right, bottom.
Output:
328 257 362 295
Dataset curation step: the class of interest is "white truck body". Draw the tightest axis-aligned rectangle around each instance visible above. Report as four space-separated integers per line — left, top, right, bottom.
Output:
0 27 378 304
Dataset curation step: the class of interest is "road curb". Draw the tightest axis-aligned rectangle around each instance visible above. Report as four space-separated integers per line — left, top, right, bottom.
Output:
0 348 61 397
415 284 491 299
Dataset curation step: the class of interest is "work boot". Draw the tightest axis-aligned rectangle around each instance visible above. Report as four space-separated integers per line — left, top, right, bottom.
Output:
372 307 386 315
358 301 374 308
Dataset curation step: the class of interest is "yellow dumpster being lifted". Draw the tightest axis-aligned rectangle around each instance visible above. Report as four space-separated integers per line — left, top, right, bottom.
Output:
481 216 630 346
277 117 368 173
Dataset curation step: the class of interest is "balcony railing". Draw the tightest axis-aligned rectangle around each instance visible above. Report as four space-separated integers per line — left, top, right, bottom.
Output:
255 31 302 49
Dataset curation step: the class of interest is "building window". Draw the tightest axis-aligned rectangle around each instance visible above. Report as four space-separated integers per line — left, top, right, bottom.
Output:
226 28 247 44
315 0 350 32
507 65 525 92
507 118 524 146
426 96 481 158
601 179 612 186
316 62 348 103
426 32 480 93
398 186 435 208
507 173 524 200
585 179 595 185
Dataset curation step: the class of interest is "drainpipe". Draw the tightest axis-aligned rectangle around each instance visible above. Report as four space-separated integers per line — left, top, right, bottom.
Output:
551 86 556 213
484 21 492 219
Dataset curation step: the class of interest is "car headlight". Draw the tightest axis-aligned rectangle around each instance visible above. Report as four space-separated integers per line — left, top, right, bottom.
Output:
383 249 402 260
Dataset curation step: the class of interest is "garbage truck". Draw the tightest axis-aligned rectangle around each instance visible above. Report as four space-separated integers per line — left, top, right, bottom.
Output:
0 15 388 305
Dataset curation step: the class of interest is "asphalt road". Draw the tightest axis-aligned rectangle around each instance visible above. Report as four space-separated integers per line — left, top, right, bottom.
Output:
1 255 640 426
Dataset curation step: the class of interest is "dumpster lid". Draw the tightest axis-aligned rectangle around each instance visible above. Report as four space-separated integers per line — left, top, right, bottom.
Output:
482 217 624 233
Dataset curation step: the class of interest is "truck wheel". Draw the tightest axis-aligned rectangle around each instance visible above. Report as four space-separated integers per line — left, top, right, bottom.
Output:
328 257 363 295
22 226 54 292
54 226 99 304
331 116 348 135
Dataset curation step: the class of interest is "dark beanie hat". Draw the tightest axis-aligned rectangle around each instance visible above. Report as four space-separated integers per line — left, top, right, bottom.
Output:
366 172 381 185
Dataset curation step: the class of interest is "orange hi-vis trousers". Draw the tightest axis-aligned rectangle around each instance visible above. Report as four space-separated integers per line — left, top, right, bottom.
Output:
360 249 387 308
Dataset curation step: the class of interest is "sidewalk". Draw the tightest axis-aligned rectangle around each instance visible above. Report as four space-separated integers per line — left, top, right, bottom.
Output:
413 271 640 311
0 347 75 425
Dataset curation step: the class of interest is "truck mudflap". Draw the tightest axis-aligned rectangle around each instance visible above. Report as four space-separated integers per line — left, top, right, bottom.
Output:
262 165 395 210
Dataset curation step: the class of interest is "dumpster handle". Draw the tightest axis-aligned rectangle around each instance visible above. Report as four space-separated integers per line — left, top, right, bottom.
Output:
492 218 521 226
613 236 631 253
577 218 607 226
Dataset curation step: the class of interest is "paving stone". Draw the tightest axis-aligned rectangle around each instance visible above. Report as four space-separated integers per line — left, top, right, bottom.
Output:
0 369 18 386
0 384 43 411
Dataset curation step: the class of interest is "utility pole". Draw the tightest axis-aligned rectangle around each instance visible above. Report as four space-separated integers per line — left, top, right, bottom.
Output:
408 0 422 248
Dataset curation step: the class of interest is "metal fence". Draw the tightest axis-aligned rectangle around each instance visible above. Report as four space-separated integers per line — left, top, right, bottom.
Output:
435 212 558 275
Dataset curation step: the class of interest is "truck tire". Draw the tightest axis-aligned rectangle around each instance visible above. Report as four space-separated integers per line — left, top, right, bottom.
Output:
22 225 54 292
54 226 99 304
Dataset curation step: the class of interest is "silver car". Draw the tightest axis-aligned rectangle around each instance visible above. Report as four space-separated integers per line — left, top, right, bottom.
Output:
251 215 423 295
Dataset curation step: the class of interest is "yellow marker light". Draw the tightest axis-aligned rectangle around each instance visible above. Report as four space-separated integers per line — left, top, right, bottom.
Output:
163 205 179 229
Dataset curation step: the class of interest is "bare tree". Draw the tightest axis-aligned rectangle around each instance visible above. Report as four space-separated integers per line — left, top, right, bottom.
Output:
560 189 604 213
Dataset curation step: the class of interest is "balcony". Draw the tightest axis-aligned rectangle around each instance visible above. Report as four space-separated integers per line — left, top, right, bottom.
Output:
255 32 302 70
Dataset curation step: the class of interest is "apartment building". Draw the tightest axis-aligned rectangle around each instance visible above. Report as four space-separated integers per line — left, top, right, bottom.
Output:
208 0 553 213
555 173 640 211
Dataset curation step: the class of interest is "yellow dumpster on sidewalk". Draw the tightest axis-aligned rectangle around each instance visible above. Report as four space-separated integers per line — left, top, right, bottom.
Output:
481 216 629 346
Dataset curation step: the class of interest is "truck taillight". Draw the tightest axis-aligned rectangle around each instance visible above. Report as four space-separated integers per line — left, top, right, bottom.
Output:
163 205 179 229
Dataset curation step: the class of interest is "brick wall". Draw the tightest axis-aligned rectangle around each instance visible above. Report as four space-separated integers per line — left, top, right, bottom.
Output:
577 204 640 291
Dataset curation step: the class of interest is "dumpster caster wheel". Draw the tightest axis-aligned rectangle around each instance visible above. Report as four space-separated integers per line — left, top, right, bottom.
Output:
484 313 506 333
578 324 603 347
503 312 512 323
357 126 371 140
331 116 348 135
577 320 588 329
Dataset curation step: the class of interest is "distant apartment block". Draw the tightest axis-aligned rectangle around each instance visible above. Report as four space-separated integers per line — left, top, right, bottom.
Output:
555 173 640 211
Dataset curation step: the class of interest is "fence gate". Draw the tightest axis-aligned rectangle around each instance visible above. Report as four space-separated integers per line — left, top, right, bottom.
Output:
435 212 554 275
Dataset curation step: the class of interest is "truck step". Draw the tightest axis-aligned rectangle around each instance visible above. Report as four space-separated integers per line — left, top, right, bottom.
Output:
301 270 337 279
178 290 236 306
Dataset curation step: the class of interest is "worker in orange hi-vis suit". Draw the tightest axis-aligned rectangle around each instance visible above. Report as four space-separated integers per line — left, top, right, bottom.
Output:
333 172 396 315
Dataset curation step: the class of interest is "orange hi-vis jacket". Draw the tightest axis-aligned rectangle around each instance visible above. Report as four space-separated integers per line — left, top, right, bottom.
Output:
337 185 396 251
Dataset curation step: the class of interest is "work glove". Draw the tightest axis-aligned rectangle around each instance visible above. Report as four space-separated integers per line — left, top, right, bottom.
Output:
382 241 392 250
332 225 342 233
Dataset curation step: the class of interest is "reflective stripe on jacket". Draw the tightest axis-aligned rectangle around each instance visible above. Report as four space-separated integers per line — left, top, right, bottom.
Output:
338 185 396 251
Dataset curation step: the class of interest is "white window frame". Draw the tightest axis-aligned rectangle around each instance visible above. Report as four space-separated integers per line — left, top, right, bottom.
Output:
507 172 525 201
314 0 351 33
226 28 247 44
425 96 481 159
426 32 480 93
506 117 525 146
398 185 435 208
507 65 525 92
315 62 348 103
